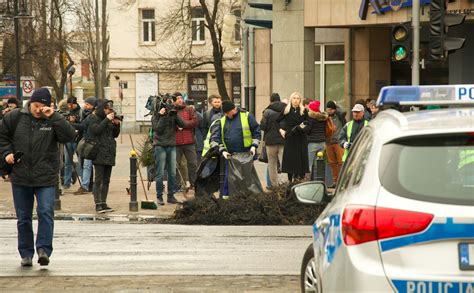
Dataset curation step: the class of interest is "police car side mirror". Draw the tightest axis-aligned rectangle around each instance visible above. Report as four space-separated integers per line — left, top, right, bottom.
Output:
292 181 328 205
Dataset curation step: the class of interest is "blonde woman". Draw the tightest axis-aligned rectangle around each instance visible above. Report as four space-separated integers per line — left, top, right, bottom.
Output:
277 92 309 182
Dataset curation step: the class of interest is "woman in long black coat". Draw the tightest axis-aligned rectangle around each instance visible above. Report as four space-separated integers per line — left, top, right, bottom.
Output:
278 92 309 181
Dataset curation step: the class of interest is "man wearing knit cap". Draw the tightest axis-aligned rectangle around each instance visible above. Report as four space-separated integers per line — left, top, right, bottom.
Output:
173 92 199 198
210 100 261 196
338 103 368 162
62 96 83 191
260 92 286 187
152 93 188 205
2 98 19 116
325 100 346 187
73 96 98 194
0 87 76 267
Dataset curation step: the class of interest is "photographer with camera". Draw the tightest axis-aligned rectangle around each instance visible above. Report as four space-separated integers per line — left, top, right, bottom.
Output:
73 97 97 194
152 94 188 205
338 103 368 162
62 97 83 190
88 99 121 213
1 98 19 117
0 88 76 267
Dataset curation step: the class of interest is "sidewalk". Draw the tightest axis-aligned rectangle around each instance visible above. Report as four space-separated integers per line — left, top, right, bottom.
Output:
0 134 188 222
0 134 271 222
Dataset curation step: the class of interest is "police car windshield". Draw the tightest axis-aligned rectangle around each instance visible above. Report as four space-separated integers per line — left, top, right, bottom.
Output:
379 134 474 206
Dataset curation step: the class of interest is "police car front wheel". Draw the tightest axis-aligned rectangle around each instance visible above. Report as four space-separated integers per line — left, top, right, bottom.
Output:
300 244 320 293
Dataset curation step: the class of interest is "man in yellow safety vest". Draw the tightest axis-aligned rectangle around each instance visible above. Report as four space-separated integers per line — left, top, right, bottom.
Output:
209 100 261 196
338 103 368 162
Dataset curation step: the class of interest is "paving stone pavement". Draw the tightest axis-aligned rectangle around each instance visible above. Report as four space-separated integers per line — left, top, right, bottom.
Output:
0 275 299 292
0 134 273 221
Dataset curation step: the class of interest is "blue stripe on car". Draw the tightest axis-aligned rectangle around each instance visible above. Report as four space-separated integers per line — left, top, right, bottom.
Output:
381 218 474 252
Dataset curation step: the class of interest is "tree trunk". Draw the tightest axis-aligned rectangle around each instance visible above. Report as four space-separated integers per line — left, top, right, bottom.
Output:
95 0 101 99
100 0 109 98
200 0 229 100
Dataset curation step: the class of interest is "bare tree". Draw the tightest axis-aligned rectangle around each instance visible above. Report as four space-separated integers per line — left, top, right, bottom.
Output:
1 0 75 101
100 0 109 95
72 0 109 99
149 0 240 100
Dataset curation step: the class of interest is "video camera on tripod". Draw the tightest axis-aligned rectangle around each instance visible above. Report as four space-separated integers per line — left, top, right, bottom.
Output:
145 93 177 117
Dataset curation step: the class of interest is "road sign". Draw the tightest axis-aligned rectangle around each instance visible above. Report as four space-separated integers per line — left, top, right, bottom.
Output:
20 76 35 98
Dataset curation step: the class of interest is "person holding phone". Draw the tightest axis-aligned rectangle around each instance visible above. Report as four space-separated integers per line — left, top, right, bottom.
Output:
0 88 76 267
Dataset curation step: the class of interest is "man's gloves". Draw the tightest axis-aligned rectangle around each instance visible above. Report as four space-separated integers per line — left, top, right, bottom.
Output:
250 146 256 156
343 142 351 149
222 151 231 160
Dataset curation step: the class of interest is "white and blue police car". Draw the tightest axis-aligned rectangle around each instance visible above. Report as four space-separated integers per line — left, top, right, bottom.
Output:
294 85 474 292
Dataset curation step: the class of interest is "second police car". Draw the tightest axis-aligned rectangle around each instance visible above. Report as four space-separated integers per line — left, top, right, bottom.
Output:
294 85 474 292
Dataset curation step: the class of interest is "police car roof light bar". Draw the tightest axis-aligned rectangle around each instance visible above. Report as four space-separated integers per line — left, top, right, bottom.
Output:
376 85 474 108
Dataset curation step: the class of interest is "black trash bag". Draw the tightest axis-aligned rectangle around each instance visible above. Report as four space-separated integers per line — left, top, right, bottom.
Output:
194 146 221 197
228 152 263 195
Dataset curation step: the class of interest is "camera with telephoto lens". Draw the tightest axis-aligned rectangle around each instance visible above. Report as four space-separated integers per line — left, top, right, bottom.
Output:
111 110 123 121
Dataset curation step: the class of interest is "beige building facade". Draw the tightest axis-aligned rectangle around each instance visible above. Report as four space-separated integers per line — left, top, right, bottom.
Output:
107 0 241 132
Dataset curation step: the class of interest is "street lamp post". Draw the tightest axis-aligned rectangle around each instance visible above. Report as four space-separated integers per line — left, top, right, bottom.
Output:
14 0 20 104
1 0 30 105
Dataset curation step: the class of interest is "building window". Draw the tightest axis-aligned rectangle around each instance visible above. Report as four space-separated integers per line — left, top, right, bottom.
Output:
314 44 345 109
191 7 205 44
234 10 241 42
141 9 155 44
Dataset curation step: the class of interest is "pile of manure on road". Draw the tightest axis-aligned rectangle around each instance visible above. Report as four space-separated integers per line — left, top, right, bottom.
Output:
166 182 326 225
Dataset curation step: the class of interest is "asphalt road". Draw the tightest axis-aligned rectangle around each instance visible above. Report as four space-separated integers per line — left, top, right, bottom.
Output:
0 221 312 277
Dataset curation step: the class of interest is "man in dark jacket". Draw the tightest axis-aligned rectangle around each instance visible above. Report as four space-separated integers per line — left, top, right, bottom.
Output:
174 93 199 192
88 99 121 213
0 88 76 267
210 100 261 196
152 95 187 204
338 103 368 162
73 96 97 194
260 93 286 187
203 94 222 135
62 96 82 190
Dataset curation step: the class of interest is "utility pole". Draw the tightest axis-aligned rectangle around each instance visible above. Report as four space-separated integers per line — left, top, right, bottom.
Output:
14 0 21 103
412 0 420 85
95 0 102 99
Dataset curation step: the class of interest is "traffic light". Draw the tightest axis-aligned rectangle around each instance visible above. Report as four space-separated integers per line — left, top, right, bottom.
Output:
391 22 411 63
429 0 466 60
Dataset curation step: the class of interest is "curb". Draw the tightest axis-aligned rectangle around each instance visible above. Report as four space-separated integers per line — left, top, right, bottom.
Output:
0 212 168 223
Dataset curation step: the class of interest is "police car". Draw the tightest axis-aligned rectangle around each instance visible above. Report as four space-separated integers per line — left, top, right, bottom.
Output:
293 85 474 292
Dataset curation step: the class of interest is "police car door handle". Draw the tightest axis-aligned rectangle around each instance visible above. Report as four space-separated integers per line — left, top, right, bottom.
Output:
317 218 330 229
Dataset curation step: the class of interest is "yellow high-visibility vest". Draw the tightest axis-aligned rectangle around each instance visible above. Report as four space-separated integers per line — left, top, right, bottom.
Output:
201 119 219 157
220 111 252 151
342 120 368 162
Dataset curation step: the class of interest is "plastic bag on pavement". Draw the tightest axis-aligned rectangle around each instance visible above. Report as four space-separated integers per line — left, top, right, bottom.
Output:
228 152 263 195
